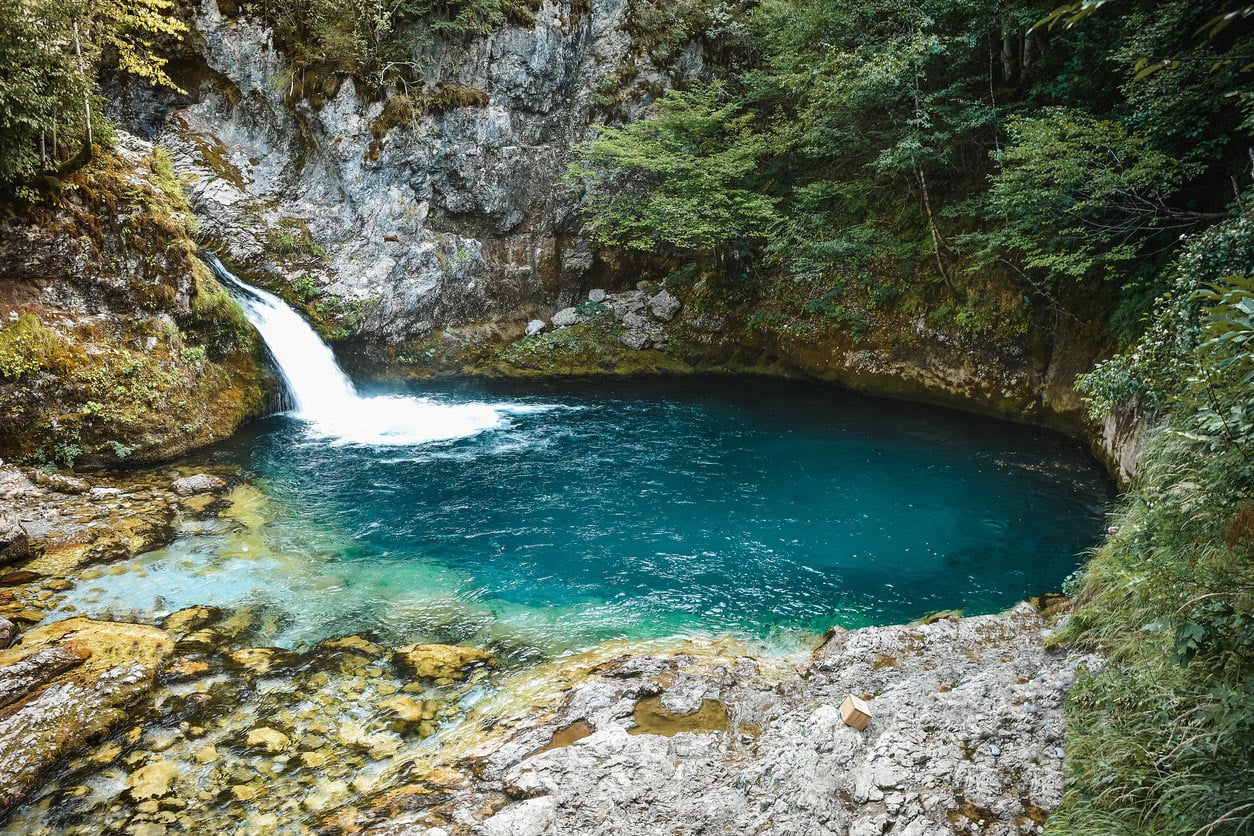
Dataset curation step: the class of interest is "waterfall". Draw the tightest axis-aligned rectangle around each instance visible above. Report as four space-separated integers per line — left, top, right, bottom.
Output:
203 253 517 446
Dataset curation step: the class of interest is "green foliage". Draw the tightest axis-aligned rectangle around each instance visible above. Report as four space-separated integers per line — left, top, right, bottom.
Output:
0 314 78 379
966 108 1193 284
570 84 781 256
498 318 624 368
265 220 327 260
570 0 1246 351
1077 214 1254 415
254 0 537 92
574 300 610 318
1055 213 1254 835
0 0 186 187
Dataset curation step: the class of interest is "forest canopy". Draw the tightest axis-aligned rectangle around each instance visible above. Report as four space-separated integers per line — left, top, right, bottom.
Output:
571 0 1253 341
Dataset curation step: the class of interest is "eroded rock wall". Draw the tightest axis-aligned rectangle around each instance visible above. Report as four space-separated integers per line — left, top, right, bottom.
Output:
113 0 1149 480
161 0 689 341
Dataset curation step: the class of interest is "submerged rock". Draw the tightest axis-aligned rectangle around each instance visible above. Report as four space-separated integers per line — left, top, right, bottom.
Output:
378 696 427 723
226 647 300 676
171 474 228 497
244 727 290 754
391 644 493 683
127 759 181 801
320 635 385 658
0 617 174 811
162 605 222 638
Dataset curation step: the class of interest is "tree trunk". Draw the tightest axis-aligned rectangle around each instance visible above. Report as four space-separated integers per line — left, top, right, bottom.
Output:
57 20 93 178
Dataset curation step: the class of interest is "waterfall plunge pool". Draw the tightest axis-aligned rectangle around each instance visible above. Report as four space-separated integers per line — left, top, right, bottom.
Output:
51 373 1114 661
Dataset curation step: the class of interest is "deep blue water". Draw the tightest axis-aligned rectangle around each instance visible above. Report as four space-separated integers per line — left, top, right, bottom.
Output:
56 376 1113 657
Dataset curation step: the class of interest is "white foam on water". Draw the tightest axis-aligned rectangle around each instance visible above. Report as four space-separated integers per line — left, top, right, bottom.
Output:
204 253 531 447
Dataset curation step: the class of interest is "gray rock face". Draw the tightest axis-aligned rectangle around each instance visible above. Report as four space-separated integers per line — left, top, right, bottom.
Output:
0 512 31 567
649 290 681 321
351 604 1076 835
161 0 701 342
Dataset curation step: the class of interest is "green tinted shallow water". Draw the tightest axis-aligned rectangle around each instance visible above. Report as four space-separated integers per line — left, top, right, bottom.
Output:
54 376 1113 659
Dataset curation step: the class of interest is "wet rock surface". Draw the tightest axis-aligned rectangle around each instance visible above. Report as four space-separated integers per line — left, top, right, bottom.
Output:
0 461 235 582
338 605 1072 836
0 617 175 809
0 464 1081 835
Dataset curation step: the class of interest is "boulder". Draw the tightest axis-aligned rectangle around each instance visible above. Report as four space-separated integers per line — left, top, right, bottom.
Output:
649 290 681 322
391 644 493 683
0 617 174 809
609 292 647 321
525 319 546 337
0 511 32 566
0 570 40 587
170 474 228 496
619 330 651 351
26 471 89 495
588 289 607 303
551 307 581 328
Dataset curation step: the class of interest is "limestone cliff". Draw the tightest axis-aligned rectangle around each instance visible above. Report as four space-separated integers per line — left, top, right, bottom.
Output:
97 0 1148 479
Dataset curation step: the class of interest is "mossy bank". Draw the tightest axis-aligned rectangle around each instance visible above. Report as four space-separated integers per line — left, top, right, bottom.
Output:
0 134 269 470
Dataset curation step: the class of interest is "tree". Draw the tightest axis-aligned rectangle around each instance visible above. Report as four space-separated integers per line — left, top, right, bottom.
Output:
964 107 1204 283
0 0 185 186
569 84 780 260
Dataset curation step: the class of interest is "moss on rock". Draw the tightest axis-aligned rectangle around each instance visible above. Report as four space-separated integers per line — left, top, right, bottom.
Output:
0 136 269 470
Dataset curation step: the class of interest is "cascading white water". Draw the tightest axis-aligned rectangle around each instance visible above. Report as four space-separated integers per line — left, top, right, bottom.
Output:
203 253 527 446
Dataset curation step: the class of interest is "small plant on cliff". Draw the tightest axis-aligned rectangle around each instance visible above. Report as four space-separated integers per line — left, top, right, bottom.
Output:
265 221 327 261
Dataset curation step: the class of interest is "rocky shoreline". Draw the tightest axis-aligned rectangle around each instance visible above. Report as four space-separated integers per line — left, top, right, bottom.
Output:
0 460 1083 835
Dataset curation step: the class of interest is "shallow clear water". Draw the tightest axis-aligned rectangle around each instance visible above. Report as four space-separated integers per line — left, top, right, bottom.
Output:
55 376 1112 659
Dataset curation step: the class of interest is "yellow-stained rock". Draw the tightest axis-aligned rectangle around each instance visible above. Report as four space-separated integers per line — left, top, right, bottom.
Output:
245 727 290 754
378 696 426 723
127 759 180 800
321 635 384 657
390 643 493 682
162 605 221 637
192 745 219 765
227 647 298 676
299 750 330 769
0 617 174 808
